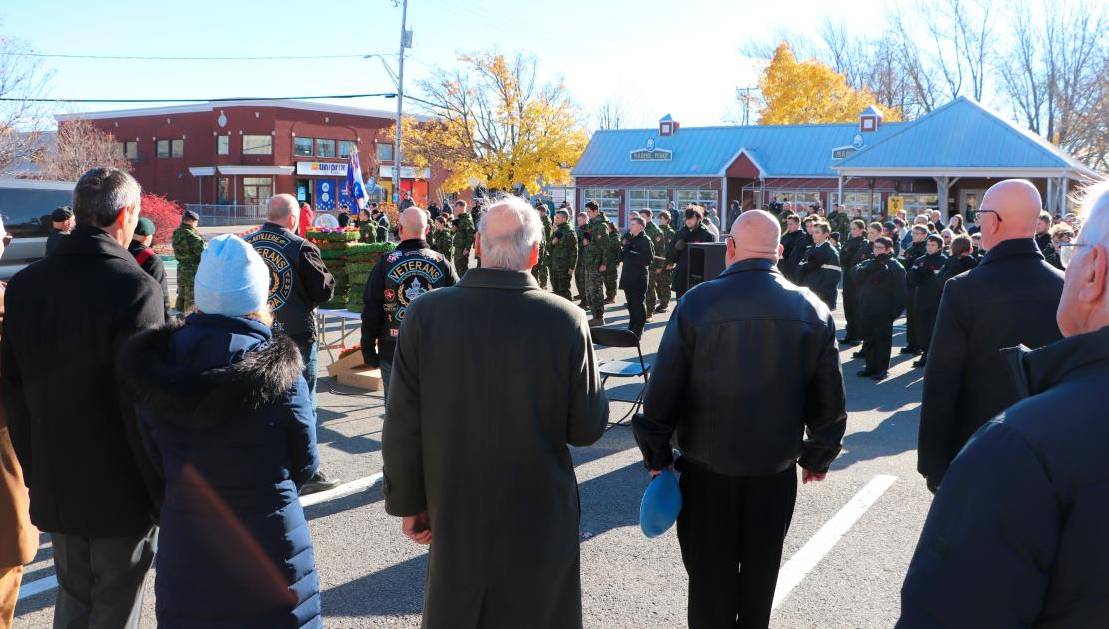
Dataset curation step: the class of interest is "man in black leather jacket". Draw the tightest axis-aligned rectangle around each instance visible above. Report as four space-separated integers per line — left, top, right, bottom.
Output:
633 209 847 629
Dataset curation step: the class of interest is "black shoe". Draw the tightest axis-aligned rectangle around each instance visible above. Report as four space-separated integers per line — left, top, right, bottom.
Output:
899 347 918 355
852 350 866 359
871 371 889 381
856 369 875 378
588 317 607 327
299 470 342 496
604 297 616 305
840 337 861 346
655 305 669 314
912 358 926 368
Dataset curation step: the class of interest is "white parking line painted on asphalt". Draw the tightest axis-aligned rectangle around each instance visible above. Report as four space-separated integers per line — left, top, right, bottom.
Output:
18 472 387 602
772 474 898 610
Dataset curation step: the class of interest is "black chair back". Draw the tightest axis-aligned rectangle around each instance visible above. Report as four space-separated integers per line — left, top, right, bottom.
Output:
589 326 640 348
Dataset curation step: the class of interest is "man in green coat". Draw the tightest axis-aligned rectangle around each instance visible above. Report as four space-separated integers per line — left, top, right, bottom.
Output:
171 210 205 313
582 229 606 326
602 221 621 303
574 212 588 302
431 215 454 260
639 209 663 318
654 212 676 313
548 209 577 301
585 204 615 304
451 200 475 275
531 201 552 289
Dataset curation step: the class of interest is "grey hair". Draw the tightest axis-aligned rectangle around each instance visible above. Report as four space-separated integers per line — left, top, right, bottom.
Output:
72 167 141 228
1076 179 1109 250
477 195 543 270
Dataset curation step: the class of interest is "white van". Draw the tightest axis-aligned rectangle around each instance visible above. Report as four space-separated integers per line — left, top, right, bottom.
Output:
0 178 76 280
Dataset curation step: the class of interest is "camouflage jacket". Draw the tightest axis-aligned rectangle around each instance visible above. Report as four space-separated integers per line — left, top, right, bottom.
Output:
656 224 676 263
549 222 577 268
431 228 453 259
172 224 205 269
603 226 622 267
538 211 552 252
582 239 604 270
452 212 476 251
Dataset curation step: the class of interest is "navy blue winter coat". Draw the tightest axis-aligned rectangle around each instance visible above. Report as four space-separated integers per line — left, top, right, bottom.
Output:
120 314 321 628
899 325 1109 628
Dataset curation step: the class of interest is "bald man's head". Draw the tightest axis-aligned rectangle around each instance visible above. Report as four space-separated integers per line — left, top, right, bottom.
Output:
398 207 429 241
979 179 1042 250
267 194 299 230
726 209 782 267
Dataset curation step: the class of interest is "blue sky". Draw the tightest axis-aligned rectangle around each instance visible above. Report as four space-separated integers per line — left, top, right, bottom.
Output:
2 0 916 129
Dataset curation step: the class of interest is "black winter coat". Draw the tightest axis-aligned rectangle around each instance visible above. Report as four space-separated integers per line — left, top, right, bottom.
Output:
917 238 1064 487
129 241 171 316
854 255 907 323
383 269 608 628
1 225 165 536
797 240 842 309
1036 231 1062 270
618 231 653 292
778 229 806 280
635 259 847 476
901 241 926 268
937 254 978 286
908 252 948 308
899 326 1109 628
665 224 715 296
120 315 321 628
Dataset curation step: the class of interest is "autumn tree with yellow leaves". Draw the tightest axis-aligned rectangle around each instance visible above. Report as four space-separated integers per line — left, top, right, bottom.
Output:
757 42 903 125
398 51 588 195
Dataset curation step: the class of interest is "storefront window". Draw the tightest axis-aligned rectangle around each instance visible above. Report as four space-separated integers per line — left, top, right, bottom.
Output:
217 177 231 204
242 135 273 155
217 135 229 156
243 177 273 205
294 137 314 157
171 139 184 158
835 191 885 217
338 140 356 158
377 142 394 162
628 189 669 217
900 193 939 217
316 139 336 158
769 190 823 209
675 189 719 211
156 140 170 158
582 188 621 224
115 141 138 160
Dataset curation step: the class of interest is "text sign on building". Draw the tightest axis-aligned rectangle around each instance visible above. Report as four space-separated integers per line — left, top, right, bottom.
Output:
630 149 673 161
297 161 349 177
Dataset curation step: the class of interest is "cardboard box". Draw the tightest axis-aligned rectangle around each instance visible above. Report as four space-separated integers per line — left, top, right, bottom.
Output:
336 367 383 391
326 350 365 378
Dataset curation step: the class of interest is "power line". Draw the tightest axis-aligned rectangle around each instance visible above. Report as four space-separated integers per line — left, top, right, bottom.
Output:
0 93 397 104
0 51 393 61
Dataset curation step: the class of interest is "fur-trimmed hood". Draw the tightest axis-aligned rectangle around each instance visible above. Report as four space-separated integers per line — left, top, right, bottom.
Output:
120 316 304 428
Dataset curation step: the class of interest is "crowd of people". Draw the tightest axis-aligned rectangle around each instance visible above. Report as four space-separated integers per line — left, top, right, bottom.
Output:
0 165 1107 629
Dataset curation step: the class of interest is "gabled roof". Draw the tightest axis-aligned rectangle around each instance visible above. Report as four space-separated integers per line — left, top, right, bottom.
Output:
836 96 1093 176
659 114 673 122
861 105 883 116
572 120 906 178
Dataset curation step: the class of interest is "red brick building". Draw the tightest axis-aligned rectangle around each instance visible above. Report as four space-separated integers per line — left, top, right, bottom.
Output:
56 100 449 216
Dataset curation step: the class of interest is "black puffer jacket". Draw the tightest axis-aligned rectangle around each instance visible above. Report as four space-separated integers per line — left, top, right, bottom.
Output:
634 258 847 476
665 223 715 296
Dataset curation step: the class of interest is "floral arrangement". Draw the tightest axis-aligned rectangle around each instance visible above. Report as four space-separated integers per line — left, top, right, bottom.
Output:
307 226 360 243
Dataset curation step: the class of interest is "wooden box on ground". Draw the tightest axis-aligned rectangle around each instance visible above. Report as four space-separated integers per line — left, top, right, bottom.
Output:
326 351 383 392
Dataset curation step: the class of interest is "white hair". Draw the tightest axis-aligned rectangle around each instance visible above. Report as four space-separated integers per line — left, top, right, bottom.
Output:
477 195 543 270
1076 179 1109 249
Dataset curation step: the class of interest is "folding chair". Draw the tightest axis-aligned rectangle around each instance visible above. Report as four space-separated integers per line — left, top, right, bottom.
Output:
589 326 651 428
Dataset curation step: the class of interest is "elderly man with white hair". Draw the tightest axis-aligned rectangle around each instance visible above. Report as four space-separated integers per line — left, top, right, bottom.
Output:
381 195 608 629
899 180 1109 627
917 179 1065 493
635 209 846 628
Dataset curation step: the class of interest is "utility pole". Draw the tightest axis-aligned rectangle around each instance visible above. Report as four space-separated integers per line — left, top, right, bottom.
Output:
393 0 410 205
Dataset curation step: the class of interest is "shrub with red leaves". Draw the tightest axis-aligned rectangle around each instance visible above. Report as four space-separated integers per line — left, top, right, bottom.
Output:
140 193 184 252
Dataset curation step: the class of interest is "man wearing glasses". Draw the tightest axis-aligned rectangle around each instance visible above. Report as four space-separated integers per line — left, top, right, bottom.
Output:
917 179 1064 493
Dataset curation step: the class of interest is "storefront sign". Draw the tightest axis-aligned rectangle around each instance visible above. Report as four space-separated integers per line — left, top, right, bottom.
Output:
630 149 673 161
379 165 431 180
297 161 349 177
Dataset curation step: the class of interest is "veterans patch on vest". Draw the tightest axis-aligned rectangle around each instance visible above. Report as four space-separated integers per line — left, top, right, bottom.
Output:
387 256 446 323
245 231 295 310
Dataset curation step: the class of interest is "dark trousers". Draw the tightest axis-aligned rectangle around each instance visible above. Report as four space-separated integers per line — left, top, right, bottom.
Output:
624 287 647 335
380 357 393 405
843 281 861 341
862 317 894 373
51 527 157 629
915 304 939 357
904 293 918 350
677 463 797 629
295 340 318 417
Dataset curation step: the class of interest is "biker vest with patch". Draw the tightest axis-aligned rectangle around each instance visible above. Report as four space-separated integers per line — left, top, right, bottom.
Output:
245 224 315 340
378 243 453 352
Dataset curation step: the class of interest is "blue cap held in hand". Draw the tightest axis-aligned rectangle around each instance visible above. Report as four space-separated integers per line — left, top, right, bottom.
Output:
640 469 681 538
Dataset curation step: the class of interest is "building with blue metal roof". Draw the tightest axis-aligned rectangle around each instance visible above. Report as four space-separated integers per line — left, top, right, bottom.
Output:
571 97 1096 228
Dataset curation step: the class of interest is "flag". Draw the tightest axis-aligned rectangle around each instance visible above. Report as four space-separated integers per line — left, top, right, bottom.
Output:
346 150 367 210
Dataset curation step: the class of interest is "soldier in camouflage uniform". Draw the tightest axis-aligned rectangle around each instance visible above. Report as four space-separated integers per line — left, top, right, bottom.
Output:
171 210 205 314
548 209 577 301
585 204 612 302
358 209 378 243
654 211 676 312
602 221 621 303
639 209 663 320
431 214 454 259
581 229 606 325
574 212 588 301
531 201 553 289
451 199 476 275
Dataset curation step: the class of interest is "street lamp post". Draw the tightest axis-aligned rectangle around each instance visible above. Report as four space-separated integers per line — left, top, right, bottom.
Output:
394 0 409 206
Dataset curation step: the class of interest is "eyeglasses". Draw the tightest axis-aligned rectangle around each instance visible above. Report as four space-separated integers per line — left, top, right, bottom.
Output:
976 209 1003 224
1057 242 1090 267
